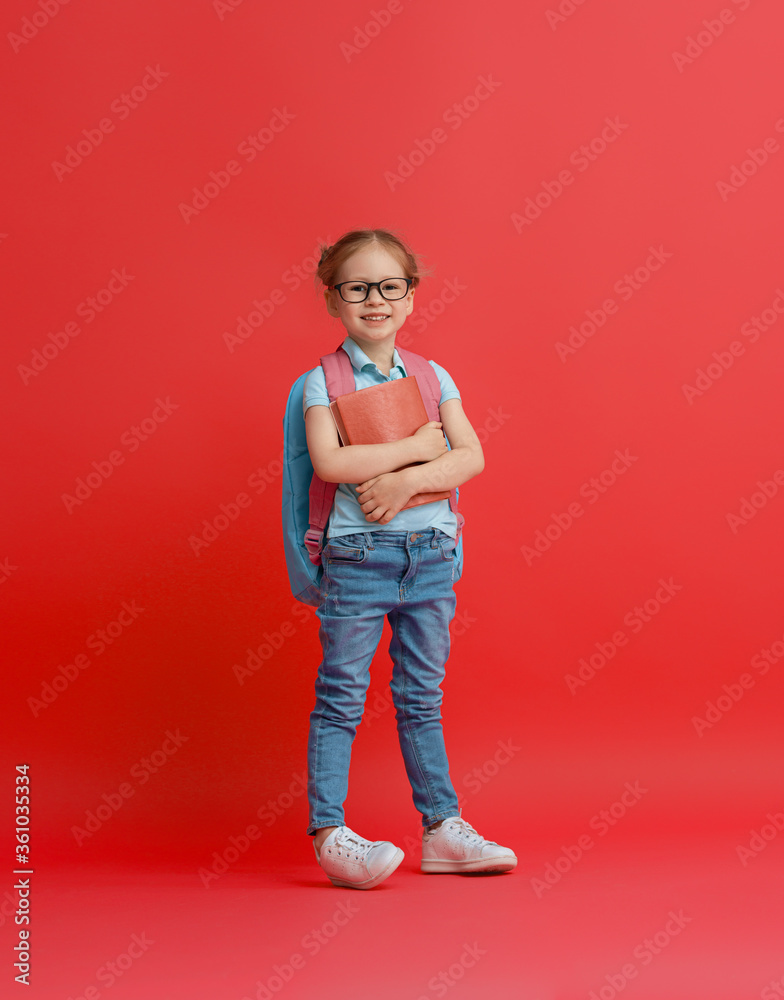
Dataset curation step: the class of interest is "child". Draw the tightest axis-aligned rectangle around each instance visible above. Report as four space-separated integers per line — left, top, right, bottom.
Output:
303 228 516 888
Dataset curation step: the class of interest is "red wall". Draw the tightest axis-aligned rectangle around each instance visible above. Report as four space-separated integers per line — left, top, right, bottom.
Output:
4 0 783 869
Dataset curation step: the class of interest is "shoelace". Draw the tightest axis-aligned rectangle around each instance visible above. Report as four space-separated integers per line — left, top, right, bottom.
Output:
445 817 497 847
332 828 377 860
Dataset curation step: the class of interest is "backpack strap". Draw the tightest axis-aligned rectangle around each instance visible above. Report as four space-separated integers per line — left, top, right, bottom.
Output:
303 346 353 564
304 343 464 564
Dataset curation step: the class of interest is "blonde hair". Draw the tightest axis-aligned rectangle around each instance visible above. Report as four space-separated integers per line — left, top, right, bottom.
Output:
314 228 432 294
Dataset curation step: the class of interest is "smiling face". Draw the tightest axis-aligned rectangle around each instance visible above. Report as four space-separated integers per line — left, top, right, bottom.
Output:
323 245 415 355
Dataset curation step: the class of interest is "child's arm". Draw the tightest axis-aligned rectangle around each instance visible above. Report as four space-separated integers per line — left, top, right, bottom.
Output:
355 398 485 524
305 404 447 484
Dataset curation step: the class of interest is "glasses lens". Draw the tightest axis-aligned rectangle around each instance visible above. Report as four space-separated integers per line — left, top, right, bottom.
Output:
380 279 408 300
341 282 369 302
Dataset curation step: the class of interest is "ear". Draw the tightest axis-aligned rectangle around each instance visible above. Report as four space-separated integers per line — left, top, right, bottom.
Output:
324 288 340 317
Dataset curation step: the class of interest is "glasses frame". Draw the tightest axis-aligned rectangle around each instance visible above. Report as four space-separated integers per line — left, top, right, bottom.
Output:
330 278 413 303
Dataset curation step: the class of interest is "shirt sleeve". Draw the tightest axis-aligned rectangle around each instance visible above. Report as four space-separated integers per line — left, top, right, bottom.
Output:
302 366 330 418
428 360 461 407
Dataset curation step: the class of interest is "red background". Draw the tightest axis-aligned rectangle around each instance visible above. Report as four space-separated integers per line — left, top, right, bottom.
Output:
3 0 784 997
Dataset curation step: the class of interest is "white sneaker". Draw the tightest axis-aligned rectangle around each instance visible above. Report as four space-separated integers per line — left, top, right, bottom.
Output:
314 826 404 889
421 811 517 873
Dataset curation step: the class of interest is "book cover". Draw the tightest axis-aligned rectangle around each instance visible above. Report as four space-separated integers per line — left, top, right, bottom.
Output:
329 377 451 509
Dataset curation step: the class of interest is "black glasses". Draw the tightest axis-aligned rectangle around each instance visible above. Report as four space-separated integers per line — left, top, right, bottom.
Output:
330 278 412 302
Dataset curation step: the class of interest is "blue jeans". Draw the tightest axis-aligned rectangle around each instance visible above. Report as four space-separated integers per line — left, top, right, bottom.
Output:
307 527 461 836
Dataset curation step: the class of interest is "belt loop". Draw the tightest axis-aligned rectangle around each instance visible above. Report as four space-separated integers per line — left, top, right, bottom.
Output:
364 531 375 549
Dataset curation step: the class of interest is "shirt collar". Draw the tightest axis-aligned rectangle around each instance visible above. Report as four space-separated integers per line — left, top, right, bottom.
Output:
341 336 406 378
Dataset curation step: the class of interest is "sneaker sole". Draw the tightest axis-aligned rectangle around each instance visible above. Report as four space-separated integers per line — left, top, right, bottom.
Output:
328 847 405 889
421 855 517 873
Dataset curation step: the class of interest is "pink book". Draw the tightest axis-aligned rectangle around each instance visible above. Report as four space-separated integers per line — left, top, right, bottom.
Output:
329 377 451 509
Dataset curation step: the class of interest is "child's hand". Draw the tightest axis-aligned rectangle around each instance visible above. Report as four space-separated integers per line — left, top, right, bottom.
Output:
355 471 415 524
412 421 448 463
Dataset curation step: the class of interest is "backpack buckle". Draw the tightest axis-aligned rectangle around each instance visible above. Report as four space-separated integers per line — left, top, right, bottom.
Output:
304 527 324 566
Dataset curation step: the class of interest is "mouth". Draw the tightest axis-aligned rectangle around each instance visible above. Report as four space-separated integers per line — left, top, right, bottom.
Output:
361 315 390 324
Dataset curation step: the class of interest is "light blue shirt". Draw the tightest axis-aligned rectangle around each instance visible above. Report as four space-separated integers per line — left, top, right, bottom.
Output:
303 336 461 539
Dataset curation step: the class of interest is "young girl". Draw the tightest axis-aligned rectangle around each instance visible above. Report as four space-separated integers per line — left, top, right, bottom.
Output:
303 228 516 888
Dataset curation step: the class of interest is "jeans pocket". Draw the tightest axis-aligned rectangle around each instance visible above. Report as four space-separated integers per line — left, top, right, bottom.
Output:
323 534 368 564
438 534 457 561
